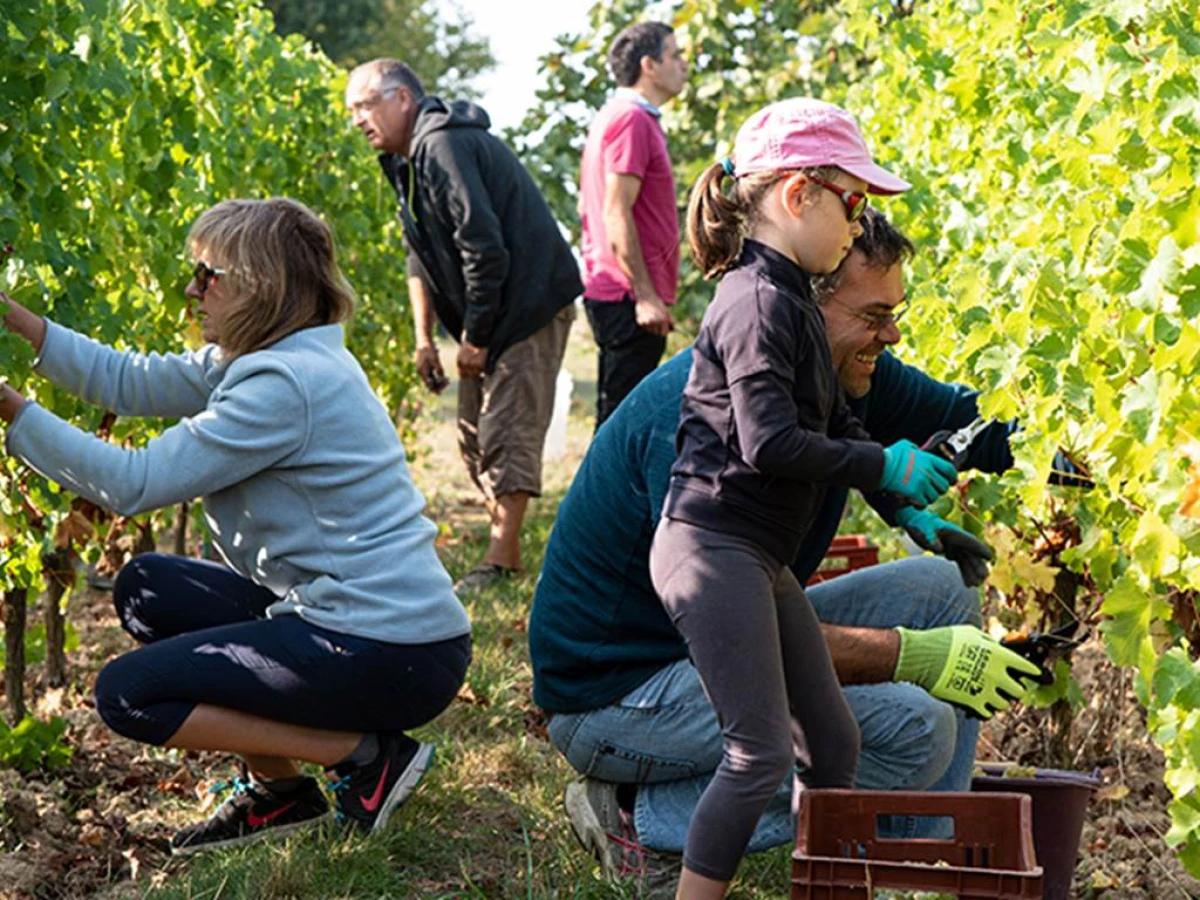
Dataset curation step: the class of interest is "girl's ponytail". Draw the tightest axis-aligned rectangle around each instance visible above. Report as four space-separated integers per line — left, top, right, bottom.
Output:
686 162 744 280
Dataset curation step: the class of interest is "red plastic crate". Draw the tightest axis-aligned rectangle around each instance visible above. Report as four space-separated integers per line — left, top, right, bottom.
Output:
792 789 1043 899
807 535 879 585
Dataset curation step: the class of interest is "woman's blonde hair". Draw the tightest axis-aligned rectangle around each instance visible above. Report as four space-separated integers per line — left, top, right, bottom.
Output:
188 197 356 356
686 163 834 279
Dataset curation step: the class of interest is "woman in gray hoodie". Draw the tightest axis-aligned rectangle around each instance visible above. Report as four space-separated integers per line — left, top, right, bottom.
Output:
0 197 471 854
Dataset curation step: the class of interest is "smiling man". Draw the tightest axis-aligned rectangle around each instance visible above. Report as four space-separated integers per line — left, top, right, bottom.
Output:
529 211 1044 897
346 60 582 592
821 249 906 398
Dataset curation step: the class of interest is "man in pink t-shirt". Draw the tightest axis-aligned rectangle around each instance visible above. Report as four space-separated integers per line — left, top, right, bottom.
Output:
579 21 688 428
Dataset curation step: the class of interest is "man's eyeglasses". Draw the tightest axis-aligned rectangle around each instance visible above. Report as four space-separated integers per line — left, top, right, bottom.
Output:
807 175 869 222
348 88 398 116
192 261 225 294
828 296 907 331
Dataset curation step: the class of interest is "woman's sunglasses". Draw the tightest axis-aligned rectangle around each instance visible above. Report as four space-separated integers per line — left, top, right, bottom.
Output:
807 176 869 222
191 261 226 293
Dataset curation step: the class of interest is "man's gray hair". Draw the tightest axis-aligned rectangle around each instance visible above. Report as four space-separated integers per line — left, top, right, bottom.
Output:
350 59 426 100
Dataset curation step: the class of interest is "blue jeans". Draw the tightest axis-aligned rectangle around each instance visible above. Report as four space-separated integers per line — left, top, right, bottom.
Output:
548 556 981 852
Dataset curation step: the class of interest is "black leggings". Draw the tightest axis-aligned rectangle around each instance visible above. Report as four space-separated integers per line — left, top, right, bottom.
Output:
94 554 471 746
650 519 859 882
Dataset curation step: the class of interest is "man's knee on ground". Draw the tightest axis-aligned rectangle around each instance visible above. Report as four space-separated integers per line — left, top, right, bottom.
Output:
899 701 957 789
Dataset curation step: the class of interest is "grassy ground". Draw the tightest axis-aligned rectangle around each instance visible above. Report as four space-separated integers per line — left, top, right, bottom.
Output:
141 310 795 899
5 309 1195 898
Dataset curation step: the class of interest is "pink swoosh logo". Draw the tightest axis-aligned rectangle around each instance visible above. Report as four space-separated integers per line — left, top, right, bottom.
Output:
247 801 297 828
360 760 392 813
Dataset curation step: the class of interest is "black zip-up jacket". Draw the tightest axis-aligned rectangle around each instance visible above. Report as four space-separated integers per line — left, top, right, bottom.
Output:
664 240 886 565
379 97 581 369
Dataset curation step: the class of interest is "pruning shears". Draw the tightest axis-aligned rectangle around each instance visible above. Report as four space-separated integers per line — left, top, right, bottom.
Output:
1001 621 1089 672
921 416 991 471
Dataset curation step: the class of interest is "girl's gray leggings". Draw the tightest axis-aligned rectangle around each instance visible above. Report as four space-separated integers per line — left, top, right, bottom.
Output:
650 517 860 882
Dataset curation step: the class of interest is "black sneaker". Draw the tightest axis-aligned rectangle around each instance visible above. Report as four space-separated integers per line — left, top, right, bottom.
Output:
326 735 434 833
169 775 330 855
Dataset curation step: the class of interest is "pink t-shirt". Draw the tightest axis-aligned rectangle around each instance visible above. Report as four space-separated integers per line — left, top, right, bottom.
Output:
579 96 679 304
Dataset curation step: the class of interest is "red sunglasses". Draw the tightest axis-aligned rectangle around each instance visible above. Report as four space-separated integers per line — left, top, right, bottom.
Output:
807 175 869 222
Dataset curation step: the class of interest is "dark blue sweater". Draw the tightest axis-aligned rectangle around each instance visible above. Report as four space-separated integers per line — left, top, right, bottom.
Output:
528 347 1014 714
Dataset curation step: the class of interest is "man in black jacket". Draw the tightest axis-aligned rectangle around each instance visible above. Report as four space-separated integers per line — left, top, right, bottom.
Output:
347 59 582 592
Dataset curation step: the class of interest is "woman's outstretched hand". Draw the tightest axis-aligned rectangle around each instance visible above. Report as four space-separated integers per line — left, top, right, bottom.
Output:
0 291 47 353
0 292 34 426
0 381 26 425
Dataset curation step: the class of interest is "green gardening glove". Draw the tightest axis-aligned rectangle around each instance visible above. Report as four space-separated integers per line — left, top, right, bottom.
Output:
894 507 995 587
880 439 959 507
893 625 1047 720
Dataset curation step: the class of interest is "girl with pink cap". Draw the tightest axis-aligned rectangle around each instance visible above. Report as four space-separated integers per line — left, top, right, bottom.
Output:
648 98 960 898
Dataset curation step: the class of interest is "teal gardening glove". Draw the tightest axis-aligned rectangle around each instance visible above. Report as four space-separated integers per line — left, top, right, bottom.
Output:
893 625 1050 719
895 507 995 587
880 439 959 507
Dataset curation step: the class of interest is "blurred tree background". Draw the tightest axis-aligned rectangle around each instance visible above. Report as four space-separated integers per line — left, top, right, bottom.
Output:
263 0 495 94
513 0 885 328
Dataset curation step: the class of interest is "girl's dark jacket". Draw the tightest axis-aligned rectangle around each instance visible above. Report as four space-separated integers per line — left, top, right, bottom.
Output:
379 96 581 371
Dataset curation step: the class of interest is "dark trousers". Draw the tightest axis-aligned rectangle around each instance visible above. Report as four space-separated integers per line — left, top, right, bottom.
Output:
649 518 860 881
94 554 471 745
585 297 667 429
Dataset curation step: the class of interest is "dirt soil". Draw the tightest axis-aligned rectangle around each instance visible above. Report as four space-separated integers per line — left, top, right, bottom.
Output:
979 638 1200 899
1 586 196 899
4 584 1199 899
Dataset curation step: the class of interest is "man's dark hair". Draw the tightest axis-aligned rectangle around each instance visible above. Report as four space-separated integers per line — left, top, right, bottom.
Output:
813 209 916 299
355 59 426 101
608 22 674 88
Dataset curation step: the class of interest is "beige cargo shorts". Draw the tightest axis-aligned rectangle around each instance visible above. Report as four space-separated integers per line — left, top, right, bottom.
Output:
457 303 575 500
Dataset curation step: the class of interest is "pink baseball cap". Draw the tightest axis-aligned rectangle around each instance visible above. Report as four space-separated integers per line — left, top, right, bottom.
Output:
731 98 910 195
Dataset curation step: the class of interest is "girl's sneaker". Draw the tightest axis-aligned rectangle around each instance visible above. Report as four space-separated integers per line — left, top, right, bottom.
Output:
169 775 330 855
326 734 435 832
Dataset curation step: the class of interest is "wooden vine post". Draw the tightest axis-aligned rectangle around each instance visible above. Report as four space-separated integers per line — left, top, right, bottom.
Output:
42 548 75 688
3 588 27 724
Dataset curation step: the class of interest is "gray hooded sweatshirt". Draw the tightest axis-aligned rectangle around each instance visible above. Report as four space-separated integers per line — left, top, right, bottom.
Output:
7 320 471 645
